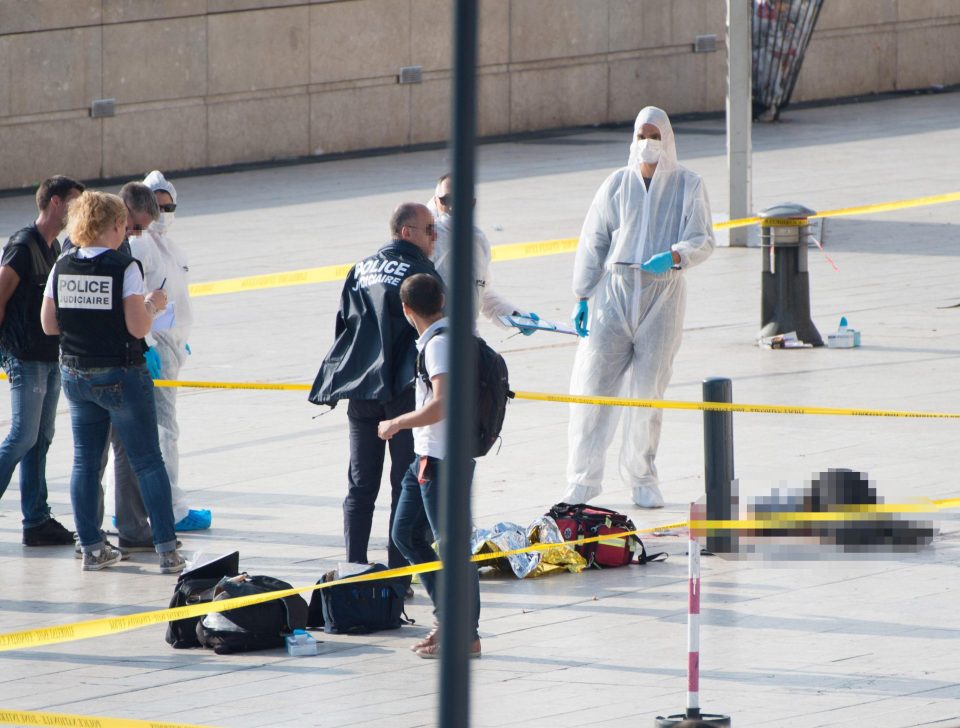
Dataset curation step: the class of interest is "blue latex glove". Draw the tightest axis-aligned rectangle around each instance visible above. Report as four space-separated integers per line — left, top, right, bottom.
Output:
144 347 162 379
517 311 540 336
184 343 191 356
640 250 676 275
572 300 589 337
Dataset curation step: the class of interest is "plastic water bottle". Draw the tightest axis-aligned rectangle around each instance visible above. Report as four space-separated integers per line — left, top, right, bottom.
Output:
285 628 318 656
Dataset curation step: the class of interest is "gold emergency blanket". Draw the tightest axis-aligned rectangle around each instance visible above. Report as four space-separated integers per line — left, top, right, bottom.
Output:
471 516 587 578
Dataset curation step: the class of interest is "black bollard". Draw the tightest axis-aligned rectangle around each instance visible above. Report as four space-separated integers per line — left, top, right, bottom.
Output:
758 203 823 347
703 378 735 555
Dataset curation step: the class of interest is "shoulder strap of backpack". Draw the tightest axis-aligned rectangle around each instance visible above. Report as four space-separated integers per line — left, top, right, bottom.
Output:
416 326 448 389
636 541 668 565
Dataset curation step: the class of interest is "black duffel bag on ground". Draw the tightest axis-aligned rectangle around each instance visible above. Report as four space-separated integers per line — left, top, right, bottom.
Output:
195 574 309 655
306 563 410 634
166 551 241 649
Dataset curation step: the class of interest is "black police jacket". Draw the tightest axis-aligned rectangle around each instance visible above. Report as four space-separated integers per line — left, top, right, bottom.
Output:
309 240 441 406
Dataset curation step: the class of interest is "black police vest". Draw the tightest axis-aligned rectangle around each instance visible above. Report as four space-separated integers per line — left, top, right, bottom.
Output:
52 249 146 368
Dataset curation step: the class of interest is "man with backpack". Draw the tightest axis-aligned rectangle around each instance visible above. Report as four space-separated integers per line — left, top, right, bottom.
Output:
377 273 481 659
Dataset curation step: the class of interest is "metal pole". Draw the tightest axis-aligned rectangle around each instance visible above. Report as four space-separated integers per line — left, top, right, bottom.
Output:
702 378 735 554
687 526 702 719
726 0 752 246
439 0 478 726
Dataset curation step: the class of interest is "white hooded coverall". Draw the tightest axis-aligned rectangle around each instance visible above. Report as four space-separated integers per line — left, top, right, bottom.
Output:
566 107 714 505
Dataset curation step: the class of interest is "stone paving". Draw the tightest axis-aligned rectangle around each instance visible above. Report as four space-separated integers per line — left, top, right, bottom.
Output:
1 91 959 727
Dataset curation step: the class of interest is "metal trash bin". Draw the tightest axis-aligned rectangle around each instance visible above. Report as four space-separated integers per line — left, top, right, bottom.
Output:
759 203 823 347
752 0 825 120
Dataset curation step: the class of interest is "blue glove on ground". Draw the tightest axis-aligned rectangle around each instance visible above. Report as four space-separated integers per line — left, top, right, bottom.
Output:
517 311 540 336
572 300 589 337
145 347 162 379
185 343 191 356
640 250 676 275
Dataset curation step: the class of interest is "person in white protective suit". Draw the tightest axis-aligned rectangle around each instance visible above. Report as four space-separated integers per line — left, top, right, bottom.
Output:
112 171 211 541
563 106 715 508
428 174 539 333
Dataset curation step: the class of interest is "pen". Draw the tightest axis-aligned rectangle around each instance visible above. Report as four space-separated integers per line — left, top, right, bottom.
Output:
160 278 167 289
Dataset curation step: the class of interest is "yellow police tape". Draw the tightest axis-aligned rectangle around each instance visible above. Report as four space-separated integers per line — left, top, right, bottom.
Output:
0 522 683 654
0 708 212 728
512 390 960 420
183 191 960 297
5 372 960 420
5 497 960 655
1 502 957 728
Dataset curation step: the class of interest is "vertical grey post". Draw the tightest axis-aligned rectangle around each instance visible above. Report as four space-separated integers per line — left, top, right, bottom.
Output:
702 378 734 554
439 0 478 726
726 0 753 246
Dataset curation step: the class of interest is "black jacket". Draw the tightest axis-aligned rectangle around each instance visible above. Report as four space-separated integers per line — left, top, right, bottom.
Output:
309 240 441 406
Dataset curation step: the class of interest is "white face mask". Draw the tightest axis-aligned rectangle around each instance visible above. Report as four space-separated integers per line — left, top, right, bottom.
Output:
159 211 175 228
637 139 661 165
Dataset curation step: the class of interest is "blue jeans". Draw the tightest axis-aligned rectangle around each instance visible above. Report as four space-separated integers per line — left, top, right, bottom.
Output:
0 355 59 528
60 364 177 553
392 455 480 639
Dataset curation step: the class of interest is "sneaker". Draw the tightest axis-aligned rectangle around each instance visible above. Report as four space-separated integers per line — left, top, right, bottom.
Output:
75 539 130 560
117 537 182 553
159 550 186 574
81 543 124 571
23 518 76 546
559 484 601 505
416 638 481 659
633 484 665 509
174 509 211 531
410 624 440 652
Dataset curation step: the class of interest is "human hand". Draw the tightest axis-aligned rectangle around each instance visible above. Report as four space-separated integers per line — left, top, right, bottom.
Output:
640 250 676 275
517 311 539 336
145 347 162 379
378 419 399 440
145 289 168 312
572 300 589 337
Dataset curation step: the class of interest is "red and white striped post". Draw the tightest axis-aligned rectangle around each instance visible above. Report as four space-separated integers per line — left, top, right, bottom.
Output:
687 532 702 718
654 507 731 727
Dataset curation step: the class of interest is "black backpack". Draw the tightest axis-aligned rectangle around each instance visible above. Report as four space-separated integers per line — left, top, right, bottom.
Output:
306 563 409 634
417 327 513 457
195 574 309 655
166 551 241 649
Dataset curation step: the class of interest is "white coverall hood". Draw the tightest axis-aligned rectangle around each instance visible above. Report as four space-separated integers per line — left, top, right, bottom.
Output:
143 170 177 203
627 106 678 174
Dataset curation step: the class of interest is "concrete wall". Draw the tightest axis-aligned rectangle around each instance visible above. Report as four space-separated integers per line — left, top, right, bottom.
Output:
0 0 958 191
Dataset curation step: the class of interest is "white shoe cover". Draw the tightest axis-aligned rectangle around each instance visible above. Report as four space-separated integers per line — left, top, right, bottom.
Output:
560 483 601 504
632 484 665 508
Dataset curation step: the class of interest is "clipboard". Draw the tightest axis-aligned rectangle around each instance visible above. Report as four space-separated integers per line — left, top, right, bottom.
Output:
499 314 578 336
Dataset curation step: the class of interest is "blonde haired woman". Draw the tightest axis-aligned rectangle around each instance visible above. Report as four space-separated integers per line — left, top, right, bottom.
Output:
40 191 184 573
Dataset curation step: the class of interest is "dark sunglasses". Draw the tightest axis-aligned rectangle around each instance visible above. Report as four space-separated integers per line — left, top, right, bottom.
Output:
406 224 436 235
437 195 452 207
158 203 177 213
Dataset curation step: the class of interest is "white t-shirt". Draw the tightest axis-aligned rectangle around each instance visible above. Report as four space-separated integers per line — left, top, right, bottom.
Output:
413 318 449 459
44 247 145 300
